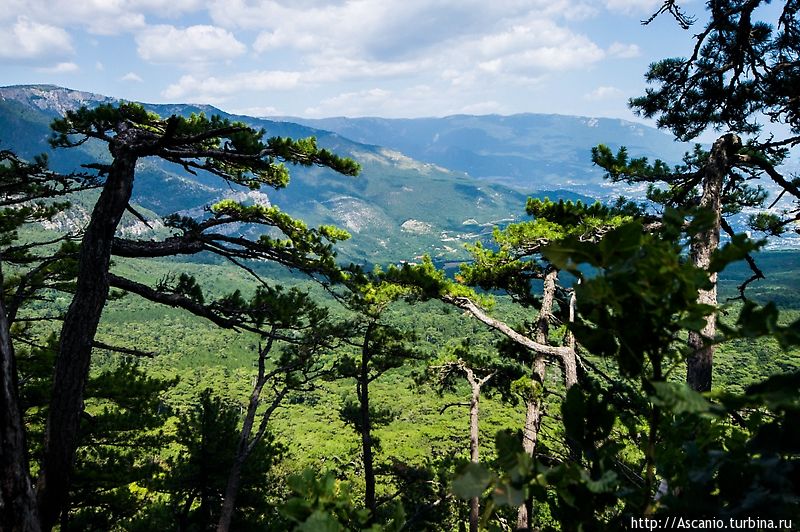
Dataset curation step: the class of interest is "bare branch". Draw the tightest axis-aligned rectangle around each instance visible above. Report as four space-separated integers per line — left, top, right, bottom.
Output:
642 0 695 29
439 402 470 414
92 340 155 358
441 295 574 359
720 217 765 300
736 153 800 200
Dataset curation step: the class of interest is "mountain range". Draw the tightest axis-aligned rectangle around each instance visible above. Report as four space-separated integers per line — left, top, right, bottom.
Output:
0 84 692 262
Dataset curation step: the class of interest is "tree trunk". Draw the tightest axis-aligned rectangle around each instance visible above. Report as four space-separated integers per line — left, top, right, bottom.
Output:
217 359 266 530
686 133 740 392
360 322 376 521
516 267 557 531
217 456 245 532
217 337 279 532
468 376 481 532
0 279 41 532
562 290 578 389
37 144 138 530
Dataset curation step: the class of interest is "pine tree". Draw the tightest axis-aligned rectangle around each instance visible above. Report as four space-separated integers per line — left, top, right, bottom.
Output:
335 277 422 523
217 286 342 532
1 150 93 532
30 103 358 530
387 198 639 530
165 389 283 532
593 0 800 391
429 340 522 532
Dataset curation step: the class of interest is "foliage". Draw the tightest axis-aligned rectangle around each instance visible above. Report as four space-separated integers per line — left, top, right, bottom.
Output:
279 469 405 531
458 198 638 306
50 103 360 188
154 389 284 531
451 211 800 529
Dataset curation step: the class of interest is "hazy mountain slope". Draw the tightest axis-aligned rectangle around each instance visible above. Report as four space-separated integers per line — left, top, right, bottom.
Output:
282 114 692 195
1 85 593 262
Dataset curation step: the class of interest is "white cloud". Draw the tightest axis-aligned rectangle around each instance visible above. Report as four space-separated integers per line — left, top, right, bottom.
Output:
302 84 513 118
136 25 247 64
604 0 663 14
304 88 393 117
129 0 205 17
0 0 202 35
163 2 609 114
95 61 105 71
121 72 144 82
608 42 641 58
584 86 624 100
37 61 79 73
163 70 302 101
220 0 604 68
472 20 605 72
239 3 608 97
0 17 74 61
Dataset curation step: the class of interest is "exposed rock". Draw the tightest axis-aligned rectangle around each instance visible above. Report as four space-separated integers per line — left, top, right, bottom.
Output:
401 219 433 234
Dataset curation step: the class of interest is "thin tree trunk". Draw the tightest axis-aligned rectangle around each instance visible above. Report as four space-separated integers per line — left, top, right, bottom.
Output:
0 272 41 532
468 372 481 532
516 267 558 531
217 336 274 532
217 457 245 532
37 145 138 530
360 322 376 521
686 133 740 392
562 289 578 390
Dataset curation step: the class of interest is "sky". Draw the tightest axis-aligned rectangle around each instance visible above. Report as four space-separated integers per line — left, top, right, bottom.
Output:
0 0 716 122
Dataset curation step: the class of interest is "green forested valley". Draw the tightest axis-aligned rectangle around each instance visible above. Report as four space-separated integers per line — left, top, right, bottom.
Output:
2 1 800 531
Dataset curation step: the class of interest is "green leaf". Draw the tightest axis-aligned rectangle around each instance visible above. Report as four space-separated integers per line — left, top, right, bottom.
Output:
297 510 343 532
581 470 618 494
650 381 715 415
491 480 525 507
452 463 493 499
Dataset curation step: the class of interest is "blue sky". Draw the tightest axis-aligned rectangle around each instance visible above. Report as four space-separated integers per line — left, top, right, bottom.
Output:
0 1 720 122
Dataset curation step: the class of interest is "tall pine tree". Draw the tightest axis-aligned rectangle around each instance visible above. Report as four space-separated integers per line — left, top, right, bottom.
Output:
593 0 800 391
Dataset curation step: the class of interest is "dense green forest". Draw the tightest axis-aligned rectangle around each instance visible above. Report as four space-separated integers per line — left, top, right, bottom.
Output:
2 1 800 531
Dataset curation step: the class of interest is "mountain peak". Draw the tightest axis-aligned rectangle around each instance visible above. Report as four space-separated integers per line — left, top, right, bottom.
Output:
0 84 115 116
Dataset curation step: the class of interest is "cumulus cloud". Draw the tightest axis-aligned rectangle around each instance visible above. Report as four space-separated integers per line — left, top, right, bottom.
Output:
164 1 610 113
223 0 604 67
129 0 205 17
136 25 246 64
304 88 393 117
37 61 79 73
584 86 625 100
0 0 203 35
303 84 512 118
0 17 74 61
121 72 144 82
0 0 650 118
163 70 302 101
604 0 663 14
473 20 605 72
244 4 608 97
608 42 641 58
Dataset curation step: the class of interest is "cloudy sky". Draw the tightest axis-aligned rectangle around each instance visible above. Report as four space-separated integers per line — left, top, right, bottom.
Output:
0 0 723 121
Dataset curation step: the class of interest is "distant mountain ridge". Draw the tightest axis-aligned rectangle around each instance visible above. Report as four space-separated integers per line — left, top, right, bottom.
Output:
0 84 116 117
278 114 691 194
3 84 598 262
